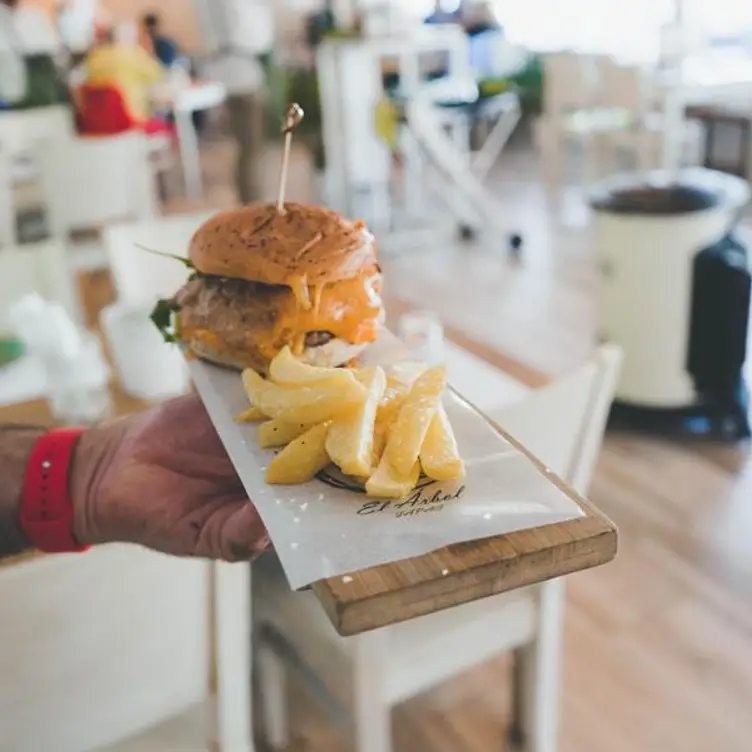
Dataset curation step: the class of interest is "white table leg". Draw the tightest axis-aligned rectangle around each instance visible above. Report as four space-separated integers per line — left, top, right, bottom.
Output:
510 578 565 752
176 108 203 199
206 560 254 752
353 630 392 752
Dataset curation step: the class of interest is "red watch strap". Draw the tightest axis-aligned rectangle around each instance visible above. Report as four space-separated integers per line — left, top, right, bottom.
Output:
20 428 90 553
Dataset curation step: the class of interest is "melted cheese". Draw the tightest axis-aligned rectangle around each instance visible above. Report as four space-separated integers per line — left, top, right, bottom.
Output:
312 284 325 316
182 268 383 365
288 274 312 311
271 269 382 361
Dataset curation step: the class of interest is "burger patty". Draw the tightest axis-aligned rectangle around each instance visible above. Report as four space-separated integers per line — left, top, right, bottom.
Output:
304 330 334 347
174 275 336 350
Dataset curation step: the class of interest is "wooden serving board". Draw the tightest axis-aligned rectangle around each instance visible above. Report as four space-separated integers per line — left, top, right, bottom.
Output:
312 404 617 636
0 356 616 636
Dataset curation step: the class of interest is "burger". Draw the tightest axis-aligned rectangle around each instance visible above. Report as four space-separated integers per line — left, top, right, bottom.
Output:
150 202 384 373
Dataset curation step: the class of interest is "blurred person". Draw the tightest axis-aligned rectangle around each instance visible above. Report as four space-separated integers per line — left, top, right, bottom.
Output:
1 0 69 110
142 11 181 68
463 1 500 36
56 0 97 58
0 0 26 106
201 0 274 204
11 0 60 56
425 0 463 25
0 394 268 561
83 22 164 125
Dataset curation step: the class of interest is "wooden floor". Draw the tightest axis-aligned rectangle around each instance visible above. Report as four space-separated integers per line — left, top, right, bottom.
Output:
130 131 752 751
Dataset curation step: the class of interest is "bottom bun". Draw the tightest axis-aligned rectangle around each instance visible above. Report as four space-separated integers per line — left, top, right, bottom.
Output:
188 337 370 373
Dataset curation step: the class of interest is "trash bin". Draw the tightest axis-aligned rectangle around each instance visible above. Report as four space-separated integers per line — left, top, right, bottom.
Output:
590 167 752 438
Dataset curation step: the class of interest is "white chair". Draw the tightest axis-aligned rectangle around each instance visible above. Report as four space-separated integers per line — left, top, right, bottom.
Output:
0 106 75 182
104 211 214 306
533 52 615 198
39 132 158 271
253 344 623 752
594 57 704 173
0 148 78 329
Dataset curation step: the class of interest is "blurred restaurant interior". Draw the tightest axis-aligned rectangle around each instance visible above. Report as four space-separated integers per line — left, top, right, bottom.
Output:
2 0 752 750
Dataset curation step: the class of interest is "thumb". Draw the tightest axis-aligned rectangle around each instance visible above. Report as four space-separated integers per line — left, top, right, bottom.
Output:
206 498 270 562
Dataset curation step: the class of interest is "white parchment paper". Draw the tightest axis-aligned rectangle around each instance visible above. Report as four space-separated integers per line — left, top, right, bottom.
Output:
189 332 584 590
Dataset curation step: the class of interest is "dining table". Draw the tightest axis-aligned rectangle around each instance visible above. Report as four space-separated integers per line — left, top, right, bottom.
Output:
658 52 752 170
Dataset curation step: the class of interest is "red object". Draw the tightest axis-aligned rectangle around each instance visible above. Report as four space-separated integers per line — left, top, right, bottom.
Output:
77 83 134 135
143 117 175 137
20 428 90 554
76 84 176 139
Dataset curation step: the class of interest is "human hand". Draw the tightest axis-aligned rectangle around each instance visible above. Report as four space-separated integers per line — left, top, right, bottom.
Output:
71 393 269 561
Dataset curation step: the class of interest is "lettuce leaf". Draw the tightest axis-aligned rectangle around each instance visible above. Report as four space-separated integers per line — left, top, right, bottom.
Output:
150 298 180 343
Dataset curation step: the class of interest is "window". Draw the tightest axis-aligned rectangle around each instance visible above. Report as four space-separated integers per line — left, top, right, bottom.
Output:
491 0 676 62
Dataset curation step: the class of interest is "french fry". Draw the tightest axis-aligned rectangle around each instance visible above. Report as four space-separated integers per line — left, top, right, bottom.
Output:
258 418 315 448
235 405 266 423
265 422 332 485
242 368 365 424
241 348 463 497
384 365 446 477
386 361 428 388
374 381 412 435
420 406 465 481
269 345 363 388
371 418 389 468
371 388 405 468
326 366 386 476
365 455 420 499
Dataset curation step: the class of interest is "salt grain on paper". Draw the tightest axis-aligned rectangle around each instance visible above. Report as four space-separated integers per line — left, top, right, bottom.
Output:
290 542 299 550
300 502 308 511
293 517 300 523
483 513 492 520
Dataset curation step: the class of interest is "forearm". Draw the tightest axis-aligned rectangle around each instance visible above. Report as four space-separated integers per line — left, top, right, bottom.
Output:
0 426 46 558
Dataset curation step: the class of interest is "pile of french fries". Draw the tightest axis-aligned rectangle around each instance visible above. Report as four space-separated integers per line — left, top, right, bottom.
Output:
236 347 465 499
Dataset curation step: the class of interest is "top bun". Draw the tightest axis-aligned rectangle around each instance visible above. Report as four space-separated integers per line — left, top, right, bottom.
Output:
188 203 377 287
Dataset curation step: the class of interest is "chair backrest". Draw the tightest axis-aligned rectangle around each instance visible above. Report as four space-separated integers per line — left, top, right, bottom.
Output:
77 84 136 136
103 213 215 307
39 132 157 237
0 106 75 157
541 52 599 116
491 344 623 495
596 57 656 117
